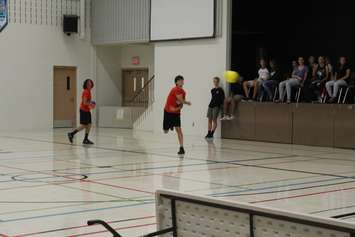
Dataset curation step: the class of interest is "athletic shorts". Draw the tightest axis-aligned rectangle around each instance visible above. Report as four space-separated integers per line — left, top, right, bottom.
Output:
80 110 92 125
207 107 221 120
245 78 263 87
163 111 181 131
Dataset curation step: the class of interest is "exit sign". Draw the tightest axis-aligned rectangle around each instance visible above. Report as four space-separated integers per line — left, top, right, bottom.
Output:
131 56 140 65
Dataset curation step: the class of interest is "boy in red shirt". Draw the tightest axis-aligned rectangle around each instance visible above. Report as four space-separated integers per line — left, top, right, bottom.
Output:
164 75 191 155
68 79 96 145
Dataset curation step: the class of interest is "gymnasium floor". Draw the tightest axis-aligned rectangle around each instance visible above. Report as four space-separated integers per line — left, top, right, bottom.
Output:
0 128 354 237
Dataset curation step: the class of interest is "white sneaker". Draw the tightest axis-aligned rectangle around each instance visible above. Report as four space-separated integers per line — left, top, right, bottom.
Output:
227 115 235 120
220 116 228 121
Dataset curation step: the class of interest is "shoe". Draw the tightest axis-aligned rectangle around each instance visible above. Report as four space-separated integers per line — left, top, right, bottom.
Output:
178 147 185 155
220 116 228 121
227 115 235 120
286 100 291 104
205 132 212 139
68 133 74 144
83 139 94 145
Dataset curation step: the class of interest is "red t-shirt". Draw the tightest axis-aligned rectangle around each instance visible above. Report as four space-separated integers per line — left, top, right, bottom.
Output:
164 86 186 114
80 89 92 112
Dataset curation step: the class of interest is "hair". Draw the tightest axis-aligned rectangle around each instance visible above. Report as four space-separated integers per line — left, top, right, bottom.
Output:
213 77 220 83
83 79 94 89
174 75 184 84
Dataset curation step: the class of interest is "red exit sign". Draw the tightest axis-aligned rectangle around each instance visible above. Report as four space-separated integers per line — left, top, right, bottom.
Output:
131 56 140 65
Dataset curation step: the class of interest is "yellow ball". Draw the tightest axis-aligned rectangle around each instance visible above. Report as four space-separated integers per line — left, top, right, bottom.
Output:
224 70 240 83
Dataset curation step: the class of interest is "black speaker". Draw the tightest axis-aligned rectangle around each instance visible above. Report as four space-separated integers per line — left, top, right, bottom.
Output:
63 15 78 35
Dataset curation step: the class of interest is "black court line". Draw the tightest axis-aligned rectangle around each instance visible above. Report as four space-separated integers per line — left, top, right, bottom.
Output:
1 135 355 181
332 212 355 219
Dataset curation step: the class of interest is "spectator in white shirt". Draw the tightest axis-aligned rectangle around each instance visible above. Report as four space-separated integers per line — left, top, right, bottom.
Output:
243 59 270 101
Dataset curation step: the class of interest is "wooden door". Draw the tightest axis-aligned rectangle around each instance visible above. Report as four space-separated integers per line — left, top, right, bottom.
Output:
122 69 149 106
53 67 77 128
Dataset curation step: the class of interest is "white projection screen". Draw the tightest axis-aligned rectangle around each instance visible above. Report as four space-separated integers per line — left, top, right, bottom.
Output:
150 0 215 41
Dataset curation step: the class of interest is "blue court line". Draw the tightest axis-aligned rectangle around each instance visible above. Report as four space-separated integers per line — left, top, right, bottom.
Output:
210 179 355 197
210 176 348 196
0 201 155 223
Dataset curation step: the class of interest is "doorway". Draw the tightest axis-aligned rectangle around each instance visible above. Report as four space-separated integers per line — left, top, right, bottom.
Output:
122 69 149 106
53 66 77 128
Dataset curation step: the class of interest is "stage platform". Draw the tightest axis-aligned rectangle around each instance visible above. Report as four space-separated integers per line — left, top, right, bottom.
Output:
222 103 355 149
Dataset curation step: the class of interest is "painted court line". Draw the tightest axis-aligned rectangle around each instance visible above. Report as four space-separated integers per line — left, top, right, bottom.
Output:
251 186 355 204
13 216 155 237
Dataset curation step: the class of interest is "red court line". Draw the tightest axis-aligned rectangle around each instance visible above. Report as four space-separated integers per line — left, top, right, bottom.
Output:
252 186 355 204
0 234 9 237
13 216 155 237
67 222 156 237
93 166 237 182
0 164 154 196
81 179 154 195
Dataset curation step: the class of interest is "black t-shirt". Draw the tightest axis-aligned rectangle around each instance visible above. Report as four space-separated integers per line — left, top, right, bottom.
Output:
209 87 225 108
336 64 351 82
315 64 327 80
270 70 283 83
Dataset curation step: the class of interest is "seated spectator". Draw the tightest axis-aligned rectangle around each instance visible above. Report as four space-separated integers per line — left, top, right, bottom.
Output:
276 57 308 103
243 59 270 101
326 56 351 103
221 79 244 120
325 56 333 77
261 60 282 101
306 56 330 102
308 56 318 71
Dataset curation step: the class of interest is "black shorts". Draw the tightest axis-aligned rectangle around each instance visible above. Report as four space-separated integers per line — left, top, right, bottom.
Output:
163 111 181 131
80 110 92 125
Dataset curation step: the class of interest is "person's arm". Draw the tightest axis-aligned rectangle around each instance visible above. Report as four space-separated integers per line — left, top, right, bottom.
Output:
323 66 329 81
337 69 351 81
82 97 90 105
312 65 317 79
292 69 301 80
176 94 191 106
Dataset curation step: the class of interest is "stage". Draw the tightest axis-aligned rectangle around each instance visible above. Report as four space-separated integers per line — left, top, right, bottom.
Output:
222 103 355 149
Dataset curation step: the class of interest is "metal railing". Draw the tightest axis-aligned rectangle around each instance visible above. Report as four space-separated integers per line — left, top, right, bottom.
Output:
127 75 155 108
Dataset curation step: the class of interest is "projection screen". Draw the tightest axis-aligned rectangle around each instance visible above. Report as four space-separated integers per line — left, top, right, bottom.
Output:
150 0 215 41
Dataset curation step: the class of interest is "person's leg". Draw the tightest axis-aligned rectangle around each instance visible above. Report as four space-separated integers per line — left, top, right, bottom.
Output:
206 117 213 138
68 125 86 143
326 80 334 98
175 127 185 155
243 81 250 98
285 79 300 102
212 118 218 132
262 81 273 101
83 124 94 144
278 80 287 101
333 80 347 98
222 97 231 118
252 80 259 99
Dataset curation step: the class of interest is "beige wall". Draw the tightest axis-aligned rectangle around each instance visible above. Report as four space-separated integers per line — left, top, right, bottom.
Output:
121 44 155 79
95 44 154 107
0 24 94 130
152 0 231 136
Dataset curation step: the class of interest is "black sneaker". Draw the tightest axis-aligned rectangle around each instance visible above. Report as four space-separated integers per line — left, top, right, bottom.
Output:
83 139 94 145
205 132 212 139
68 133 74 144
178 147 185 155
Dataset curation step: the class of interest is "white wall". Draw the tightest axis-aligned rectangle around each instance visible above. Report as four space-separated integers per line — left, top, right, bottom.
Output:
121 44 155 78
96 46 122 107
152 0 231 136
0 24 94 130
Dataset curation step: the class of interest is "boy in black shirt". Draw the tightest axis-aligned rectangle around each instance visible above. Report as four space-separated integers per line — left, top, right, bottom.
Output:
206 77 225 139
